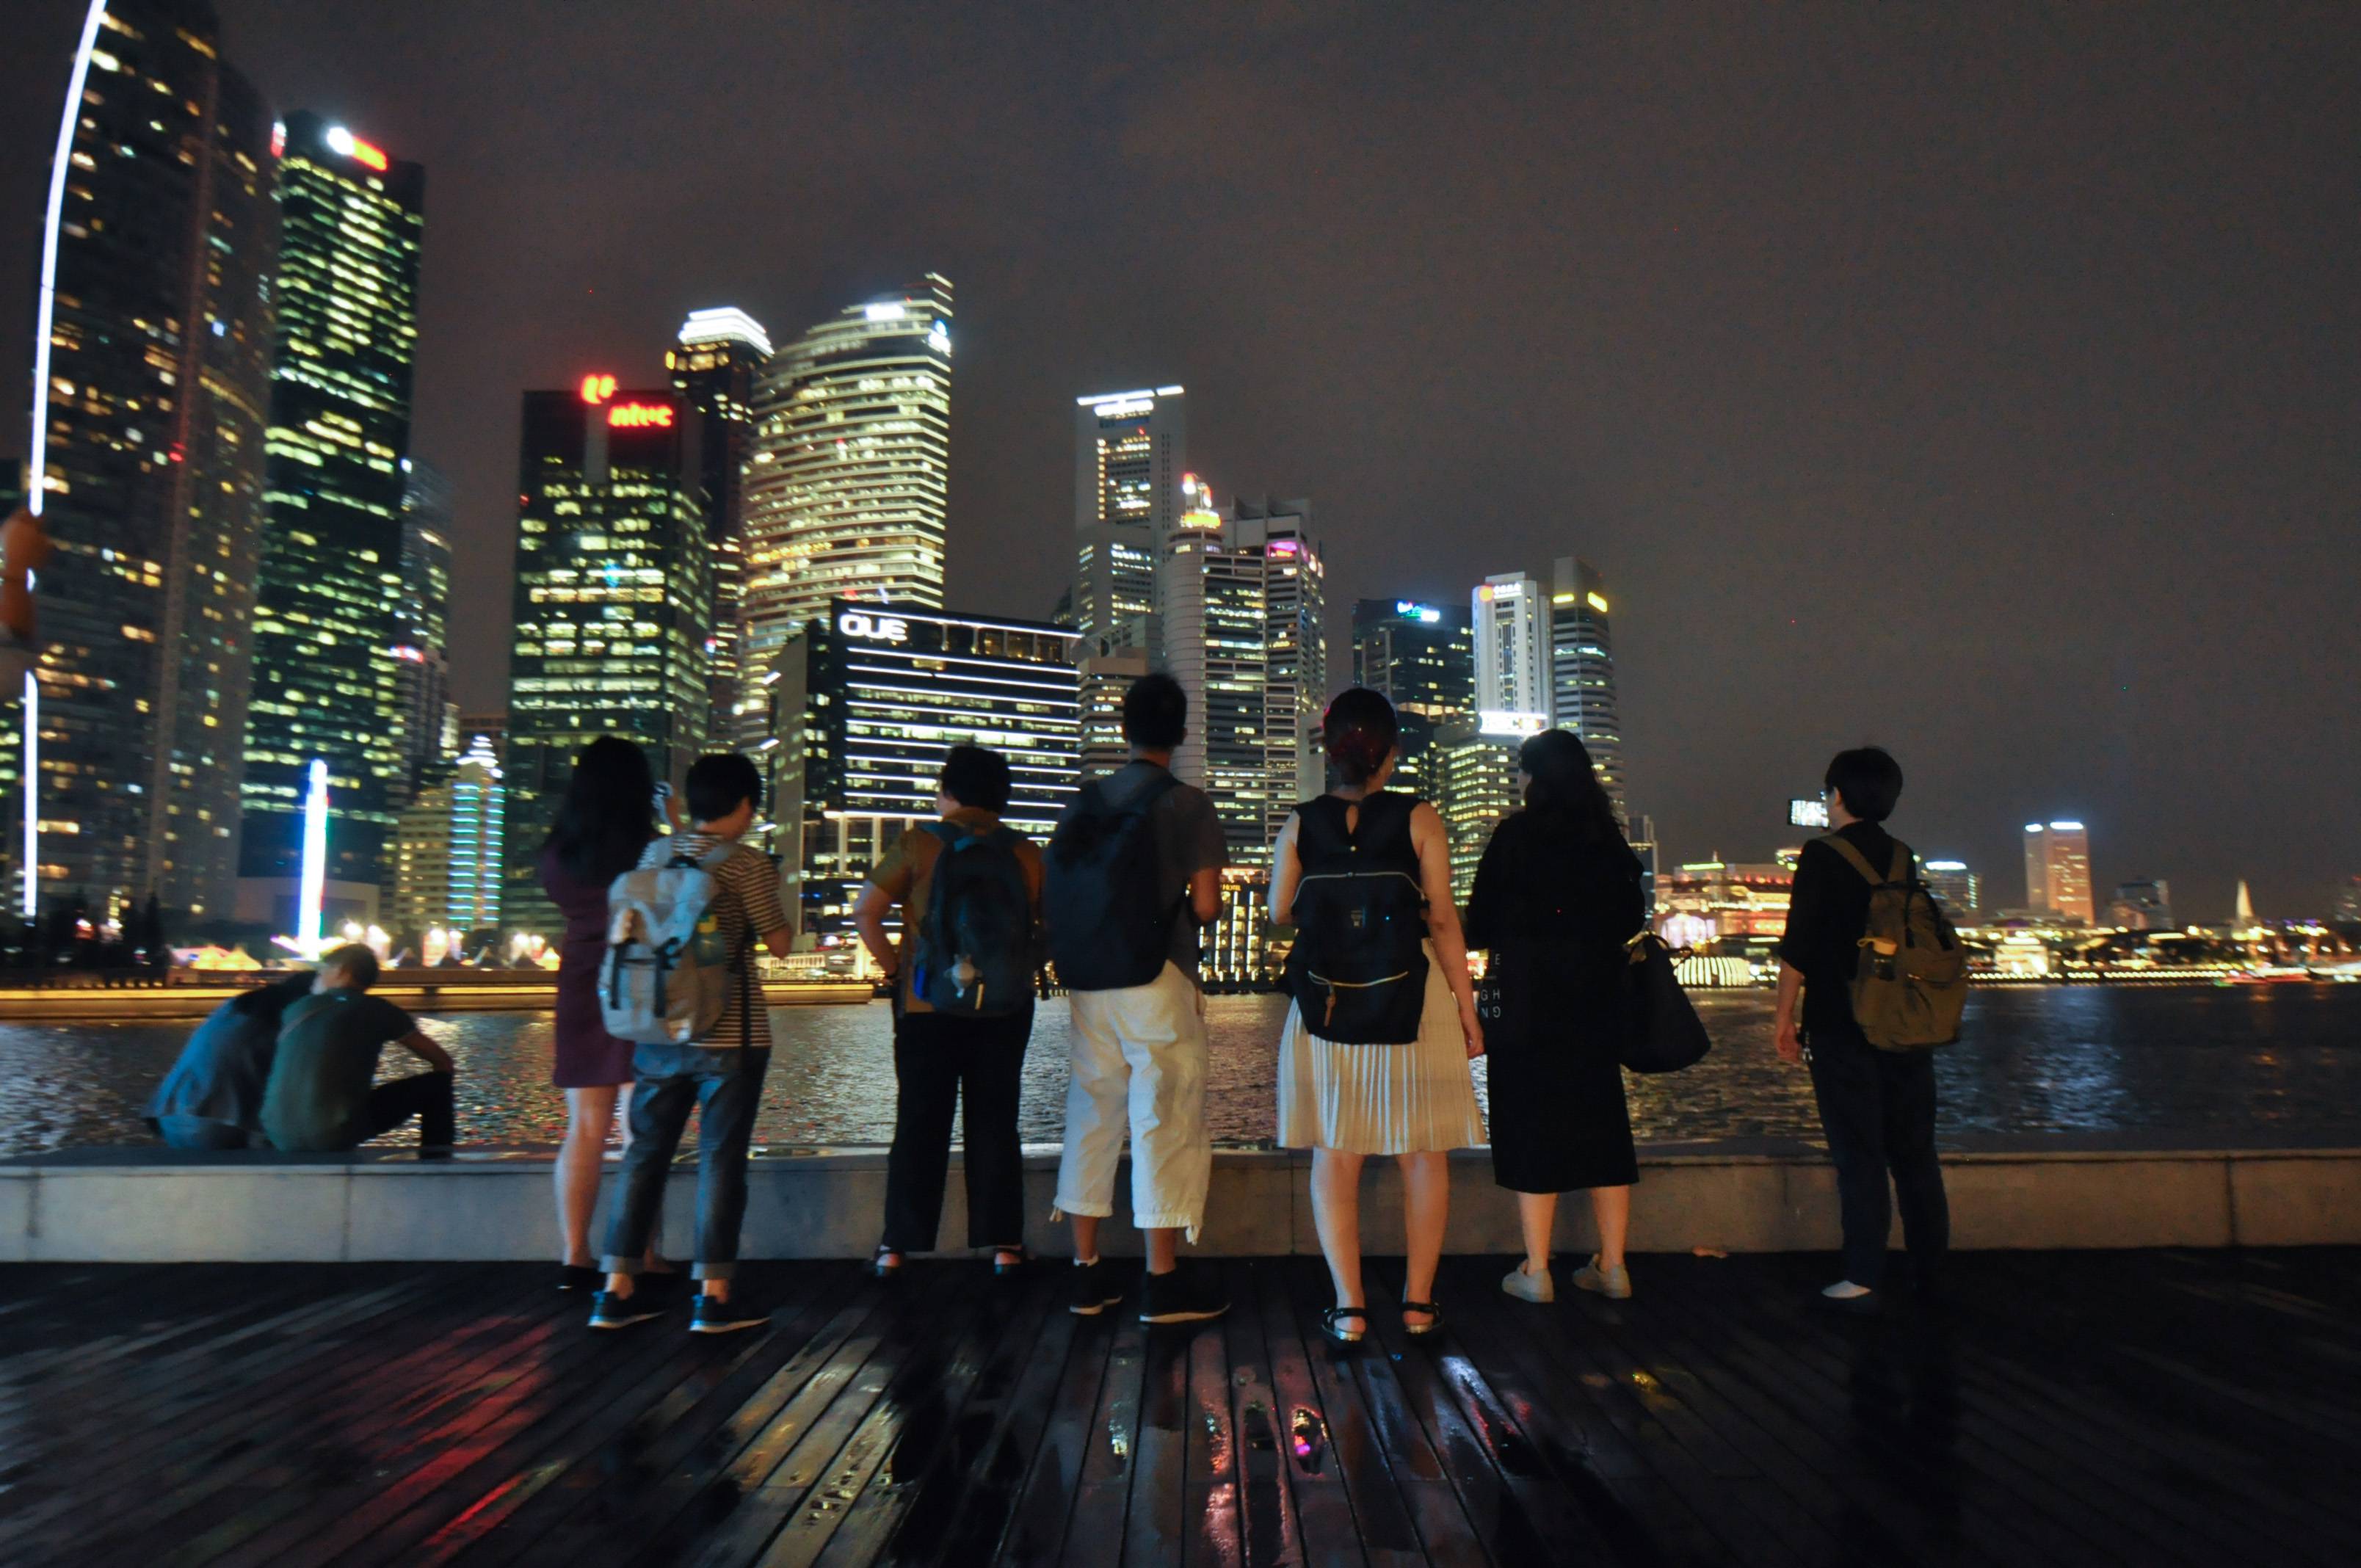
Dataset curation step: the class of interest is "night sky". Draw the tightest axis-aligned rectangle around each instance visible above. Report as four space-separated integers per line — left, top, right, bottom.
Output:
5 1 2357 918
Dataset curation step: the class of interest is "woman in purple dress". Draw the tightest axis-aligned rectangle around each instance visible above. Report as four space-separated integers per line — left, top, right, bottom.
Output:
540 736 681 1290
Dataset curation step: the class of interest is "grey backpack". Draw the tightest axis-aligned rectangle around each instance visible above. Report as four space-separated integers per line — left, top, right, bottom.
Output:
598 843 747 1045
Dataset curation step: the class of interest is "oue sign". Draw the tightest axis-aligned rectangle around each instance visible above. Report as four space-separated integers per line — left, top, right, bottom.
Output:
838 611 910 643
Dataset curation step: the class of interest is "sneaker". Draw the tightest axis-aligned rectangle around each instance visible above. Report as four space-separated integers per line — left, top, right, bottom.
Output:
588 1289 665 1330
1819 1280 1879 1315
1501 1260 1555 1304
689 1293 769 1335
559 1263 603 1293
1139 1264 1230 1325
1570 1255 1632 1300
1067 1257 1123 1316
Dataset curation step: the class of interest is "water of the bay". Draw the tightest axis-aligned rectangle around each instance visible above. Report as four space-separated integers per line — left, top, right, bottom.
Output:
2 984 2357 1157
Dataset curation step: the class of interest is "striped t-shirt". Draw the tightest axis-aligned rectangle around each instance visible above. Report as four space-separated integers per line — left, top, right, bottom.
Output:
637 832 793 1048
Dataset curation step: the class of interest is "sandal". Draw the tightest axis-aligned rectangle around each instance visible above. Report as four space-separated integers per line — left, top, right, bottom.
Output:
871 1244 904 1280
1321 1306 1370 1345
990 1246 1029 1277
1401 1299 1444 1337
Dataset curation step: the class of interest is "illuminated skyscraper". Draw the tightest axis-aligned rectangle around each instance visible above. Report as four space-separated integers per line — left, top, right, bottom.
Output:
502 382 713 933
1546 557 1625 817
741 276 951 667
2023 821 2095 923
389 732 502 939
668 307 769 745
240 112 424 896
10 0 278 921
1071 386 1186 645
393 461 456 799
1472 572 1547 716
1352 598 1473 799
1435 713 1545 900
1923 860 1981 916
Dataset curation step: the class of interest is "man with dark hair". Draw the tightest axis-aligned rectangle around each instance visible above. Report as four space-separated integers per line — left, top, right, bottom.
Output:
148 970 315 1149
1047 673 1230 1323
854 744 1042 1275
1774 746 1949 1309
259 945 457 1153
593 752 796 1335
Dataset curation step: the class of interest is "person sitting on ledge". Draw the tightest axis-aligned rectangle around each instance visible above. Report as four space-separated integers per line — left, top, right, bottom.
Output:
258 944 457 1154
145 969 316 1150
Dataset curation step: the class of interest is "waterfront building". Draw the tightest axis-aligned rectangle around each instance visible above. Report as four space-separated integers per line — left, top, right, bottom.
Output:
10 0 278 921
1205 868 1274 985
389 733 502 939
2023 820 2095 923
1923 859 1981 916
760 602 1078 951
741 276 952 672
1077 643 1154 782
393 462 457 799
1158 492 1327 865
1435 711 1543 901
668 308 770 747
240 112 424 899
2108 876 2172 931
1071 386 1186 645
1545 557 1625 818
502 382 714 934
2334 876 2361 926
1352 598 1473 800
1655 858 1796 940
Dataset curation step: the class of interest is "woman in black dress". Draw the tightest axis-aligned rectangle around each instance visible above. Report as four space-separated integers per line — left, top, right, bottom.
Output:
1465 729 1647 1304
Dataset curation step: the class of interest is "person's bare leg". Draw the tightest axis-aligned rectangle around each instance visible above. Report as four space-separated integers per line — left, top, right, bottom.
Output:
557 1086 618 1268
1516 1191 1558 1280
1398 1152 1450 1329
1145 1227 1180 1276
1070 1213 1103 1263
1590 1184 1631 1272
1309 1147 1366 1310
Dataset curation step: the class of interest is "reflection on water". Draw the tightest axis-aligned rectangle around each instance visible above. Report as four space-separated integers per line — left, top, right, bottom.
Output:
3 985 2359 1156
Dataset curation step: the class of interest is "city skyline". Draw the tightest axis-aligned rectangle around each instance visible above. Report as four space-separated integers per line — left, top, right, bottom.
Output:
4 3 2357 918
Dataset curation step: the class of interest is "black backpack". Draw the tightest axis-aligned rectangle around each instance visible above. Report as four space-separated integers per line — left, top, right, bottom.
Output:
1045 770 1183 992
910 821 1036 1017
1284 792 1429 1043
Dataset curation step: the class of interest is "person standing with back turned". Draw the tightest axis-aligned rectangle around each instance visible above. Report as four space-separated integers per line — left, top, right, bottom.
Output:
1774 746 1951 1311
1045 673 1230 1324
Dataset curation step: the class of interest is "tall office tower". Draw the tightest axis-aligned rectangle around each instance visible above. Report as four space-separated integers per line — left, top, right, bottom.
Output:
1545 557 1625 818
1924 860 1981 916
1071 385 1186 645
1078 644 1154 782
2107 877 2171 931
239 112 424 899
1158 491 1327 865
1435 713 1544 901
667 308 769 745
741 276 952 669
502 382 714 933
10 0 278 922
1471 572 1547 717
1352 598 1473 799
388 733 503 939
392 462 456 799
2023 820 2095 923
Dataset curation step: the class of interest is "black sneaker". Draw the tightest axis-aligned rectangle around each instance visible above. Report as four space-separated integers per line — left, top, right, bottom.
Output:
588 1290 665 1329
1139 1264 1229 1325
1067 1258 1123 1316
689 1293 769 1335
559 1264 603 1293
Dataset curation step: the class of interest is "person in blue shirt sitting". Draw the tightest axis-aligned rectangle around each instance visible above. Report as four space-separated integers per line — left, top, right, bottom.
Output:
146 970 316 1150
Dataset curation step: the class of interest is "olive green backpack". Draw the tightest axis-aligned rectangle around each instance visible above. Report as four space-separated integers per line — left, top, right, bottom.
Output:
1821 835 1968 1050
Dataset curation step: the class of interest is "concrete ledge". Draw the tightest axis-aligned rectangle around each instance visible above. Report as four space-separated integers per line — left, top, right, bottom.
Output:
3 1142 2357 1263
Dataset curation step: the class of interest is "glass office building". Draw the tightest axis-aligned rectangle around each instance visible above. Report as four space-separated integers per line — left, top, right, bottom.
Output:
1352 598 1473 800
1070 386 1186 645
668 308 769 747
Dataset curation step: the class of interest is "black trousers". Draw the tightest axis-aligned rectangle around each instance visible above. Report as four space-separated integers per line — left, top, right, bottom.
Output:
365 1071 455 1149
882 1007 1031 1252
1806 1026 1948 1288
603 1044 770 1280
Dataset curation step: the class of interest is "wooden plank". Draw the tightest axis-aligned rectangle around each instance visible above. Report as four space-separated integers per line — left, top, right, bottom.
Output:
1251 1257 1396 1568
1121 1304 1197 1567
994 1282 1124 1565
1181 1275 1242 1568
918 1274 1084 1567
1056 1289 1148 1566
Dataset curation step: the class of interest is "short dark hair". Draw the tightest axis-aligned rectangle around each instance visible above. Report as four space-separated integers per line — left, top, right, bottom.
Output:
686 752 763 823
1322 687 1399 786
1824 746 1904 823
939 744 1011 812
1123 672 1188 750
319 943 380 988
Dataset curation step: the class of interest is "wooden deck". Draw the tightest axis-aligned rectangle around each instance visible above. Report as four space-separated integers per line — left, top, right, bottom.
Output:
1 1249 2354 1566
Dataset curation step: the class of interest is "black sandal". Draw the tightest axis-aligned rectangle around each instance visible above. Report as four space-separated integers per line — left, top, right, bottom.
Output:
1401 1299 1444 1337
871 1244 904 1280
990 1246 1029 1277
1321 1306 1370 1344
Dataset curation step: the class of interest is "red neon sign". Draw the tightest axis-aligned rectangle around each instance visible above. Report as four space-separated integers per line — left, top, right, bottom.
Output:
607 402 675 429
579 374 617 404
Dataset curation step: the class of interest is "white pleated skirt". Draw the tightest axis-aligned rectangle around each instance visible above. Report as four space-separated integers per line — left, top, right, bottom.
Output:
1275 947 1487 1155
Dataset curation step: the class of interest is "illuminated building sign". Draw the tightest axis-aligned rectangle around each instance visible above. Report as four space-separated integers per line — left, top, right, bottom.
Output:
1587 591 1610 613
1394 600 1443 623
1478 582 1522 601
1479 710 1548 738
837 611 910 643
1093 398 1154 421
607 402 675 429
579 374 617 404
323 123 390 171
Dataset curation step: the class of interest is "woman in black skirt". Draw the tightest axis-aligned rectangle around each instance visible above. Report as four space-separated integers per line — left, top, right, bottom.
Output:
1465 729 1647 1304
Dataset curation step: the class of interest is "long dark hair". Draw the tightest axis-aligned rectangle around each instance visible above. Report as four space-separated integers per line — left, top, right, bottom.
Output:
545 736 659 883
1518 729 1622 842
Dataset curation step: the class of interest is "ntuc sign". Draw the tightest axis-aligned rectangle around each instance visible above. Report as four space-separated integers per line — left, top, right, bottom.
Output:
838 611 910 643
607 402 674 429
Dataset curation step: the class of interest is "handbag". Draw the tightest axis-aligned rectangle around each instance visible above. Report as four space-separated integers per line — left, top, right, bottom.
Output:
1617 932 1711 1073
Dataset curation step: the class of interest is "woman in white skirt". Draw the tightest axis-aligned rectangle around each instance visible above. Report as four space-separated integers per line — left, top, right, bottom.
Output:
1273 688 1486 1343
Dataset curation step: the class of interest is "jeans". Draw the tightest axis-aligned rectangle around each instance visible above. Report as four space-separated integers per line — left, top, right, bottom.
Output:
602 1043 770 1280
366 1072 456 1149
1807 1025 1948 1288
156 1114 253 1151
1053 962 1212 1239
882 1007 1031 1252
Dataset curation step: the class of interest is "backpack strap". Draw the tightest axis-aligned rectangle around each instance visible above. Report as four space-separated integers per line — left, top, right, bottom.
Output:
1818 832 1889 886
1885 841 1912 885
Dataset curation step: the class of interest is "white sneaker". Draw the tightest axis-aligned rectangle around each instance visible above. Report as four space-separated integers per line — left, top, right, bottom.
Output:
1501 1261 1554 1303
1821 1280 1873 1300
1569 1255 1632 1300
